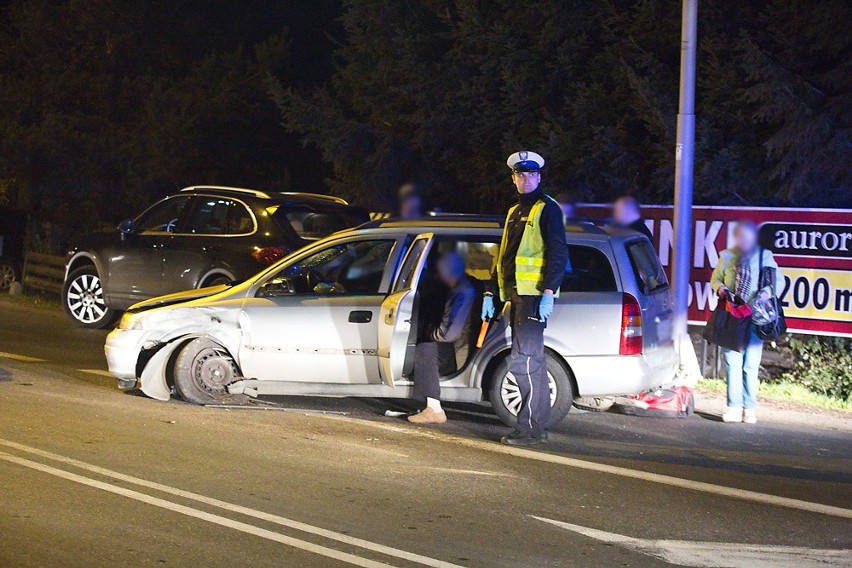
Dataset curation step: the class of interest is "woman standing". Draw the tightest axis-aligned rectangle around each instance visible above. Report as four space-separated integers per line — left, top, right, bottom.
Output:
710 221 783 424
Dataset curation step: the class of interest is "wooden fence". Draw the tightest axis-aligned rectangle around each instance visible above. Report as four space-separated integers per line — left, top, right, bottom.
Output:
23 252 65 295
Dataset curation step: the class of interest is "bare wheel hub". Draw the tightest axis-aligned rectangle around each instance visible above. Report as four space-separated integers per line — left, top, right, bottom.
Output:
191 348 237 394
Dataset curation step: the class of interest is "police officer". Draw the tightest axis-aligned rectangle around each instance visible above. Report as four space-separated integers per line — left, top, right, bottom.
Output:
482 151 569 446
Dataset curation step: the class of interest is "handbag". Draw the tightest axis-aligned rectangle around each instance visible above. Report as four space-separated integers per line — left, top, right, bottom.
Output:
703 294 753 352
753 248 787 340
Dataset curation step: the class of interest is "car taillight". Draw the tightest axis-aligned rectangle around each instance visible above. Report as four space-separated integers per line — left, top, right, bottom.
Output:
252 246 288 265
620 293 643 355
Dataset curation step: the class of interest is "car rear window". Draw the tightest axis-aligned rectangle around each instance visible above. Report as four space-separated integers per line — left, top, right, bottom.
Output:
625 238 668 294
561 245 618 292
272 208 364 241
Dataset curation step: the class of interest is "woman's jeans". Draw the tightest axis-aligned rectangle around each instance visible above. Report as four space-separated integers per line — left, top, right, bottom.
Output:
723 328 764 409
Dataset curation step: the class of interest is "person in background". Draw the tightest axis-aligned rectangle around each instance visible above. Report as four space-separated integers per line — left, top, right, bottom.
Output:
710 220 783 424
408 251 477 425
482 150 569 446
397 183 424 220
555 192 577 224
613 195 653 241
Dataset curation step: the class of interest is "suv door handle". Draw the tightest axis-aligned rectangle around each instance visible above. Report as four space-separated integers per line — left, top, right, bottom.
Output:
349 310 373 324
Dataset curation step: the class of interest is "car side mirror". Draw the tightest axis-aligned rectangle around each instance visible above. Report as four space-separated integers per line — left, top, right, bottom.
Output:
259 277 295 297
118 218 134 236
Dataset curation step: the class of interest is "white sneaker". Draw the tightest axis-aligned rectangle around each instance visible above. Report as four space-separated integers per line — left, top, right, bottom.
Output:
743 409 757 424
722 407 743 423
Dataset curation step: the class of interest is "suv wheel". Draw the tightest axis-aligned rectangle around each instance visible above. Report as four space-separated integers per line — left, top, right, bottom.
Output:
172 338 245 405
203 274 232 287
488 352 574 428
0 258 19 291
63 266 117 328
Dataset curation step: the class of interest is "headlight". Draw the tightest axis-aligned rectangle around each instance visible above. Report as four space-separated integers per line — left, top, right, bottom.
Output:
118 313 144 330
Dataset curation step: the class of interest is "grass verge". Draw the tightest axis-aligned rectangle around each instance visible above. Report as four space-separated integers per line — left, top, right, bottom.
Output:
698 378 852 411
2 292 62 311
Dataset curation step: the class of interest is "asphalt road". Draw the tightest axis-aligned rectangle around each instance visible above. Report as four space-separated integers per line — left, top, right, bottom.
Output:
0 298 850 567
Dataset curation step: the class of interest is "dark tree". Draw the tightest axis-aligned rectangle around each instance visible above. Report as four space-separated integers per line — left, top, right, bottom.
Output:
271 0 851 211
0 0 338 230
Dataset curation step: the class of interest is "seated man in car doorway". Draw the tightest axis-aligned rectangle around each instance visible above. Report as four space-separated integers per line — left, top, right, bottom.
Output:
408 251 477 424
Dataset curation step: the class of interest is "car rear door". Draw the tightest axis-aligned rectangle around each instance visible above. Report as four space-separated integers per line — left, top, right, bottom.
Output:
551 241 624 355
623 237 674 365
378 233 434 387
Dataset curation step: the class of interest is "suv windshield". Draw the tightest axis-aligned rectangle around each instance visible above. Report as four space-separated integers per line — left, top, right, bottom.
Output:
626 239 668 294
272 208 364 241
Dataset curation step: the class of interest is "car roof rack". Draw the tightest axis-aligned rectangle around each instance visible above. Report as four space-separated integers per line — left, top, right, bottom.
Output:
180 185 271 199
179 187 350 206
359 214 505 230
359 214 609 234
277 192 349 205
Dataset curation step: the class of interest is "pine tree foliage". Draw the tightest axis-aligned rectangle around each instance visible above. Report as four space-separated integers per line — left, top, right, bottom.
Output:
272 0 851 211
0 0 293 227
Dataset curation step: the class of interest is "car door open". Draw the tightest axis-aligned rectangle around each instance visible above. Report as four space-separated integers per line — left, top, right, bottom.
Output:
378 233 434 387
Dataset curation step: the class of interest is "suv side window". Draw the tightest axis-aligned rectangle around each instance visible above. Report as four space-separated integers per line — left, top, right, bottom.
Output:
274 209 364 241
135 196 192 234
561 245 618 292
276 240 396 295
183 197 254 235
625 239 668 294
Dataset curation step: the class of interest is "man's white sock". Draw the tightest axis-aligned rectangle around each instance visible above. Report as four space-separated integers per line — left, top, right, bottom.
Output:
426 397 443 413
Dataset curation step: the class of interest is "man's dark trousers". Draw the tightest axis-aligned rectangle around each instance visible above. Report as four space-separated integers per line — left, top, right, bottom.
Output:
412 342 456 401
509 289 550 437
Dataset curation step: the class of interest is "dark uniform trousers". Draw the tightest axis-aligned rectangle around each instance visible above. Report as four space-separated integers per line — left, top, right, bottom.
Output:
510 289 550 436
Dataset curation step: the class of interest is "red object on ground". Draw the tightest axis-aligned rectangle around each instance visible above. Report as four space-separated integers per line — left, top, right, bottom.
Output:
620 386 695 419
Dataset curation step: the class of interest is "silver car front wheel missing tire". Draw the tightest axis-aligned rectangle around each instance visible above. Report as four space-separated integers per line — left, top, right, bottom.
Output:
173 338 246 405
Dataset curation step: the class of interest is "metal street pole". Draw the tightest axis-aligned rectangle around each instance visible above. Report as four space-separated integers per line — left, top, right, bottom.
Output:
672 0 698 362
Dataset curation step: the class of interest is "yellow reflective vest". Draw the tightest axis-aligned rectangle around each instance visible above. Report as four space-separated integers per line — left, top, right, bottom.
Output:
497 195 560 302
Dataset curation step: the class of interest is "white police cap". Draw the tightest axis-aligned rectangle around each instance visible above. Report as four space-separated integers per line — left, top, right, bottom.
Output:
506 150 545 172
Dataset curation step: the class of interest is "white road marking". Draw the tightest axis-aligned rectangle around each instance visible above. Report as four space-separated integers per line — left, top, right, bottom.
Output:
78 369 113 378
0 438 464 568
428 467 516 478
0 451 392 568
532 516 852 568
0 351 46 363
342 418 852 519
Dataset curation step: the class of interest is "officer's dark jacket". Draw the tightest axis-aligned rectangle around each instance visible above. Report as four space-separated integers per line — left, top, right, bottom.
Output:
499 188 569 294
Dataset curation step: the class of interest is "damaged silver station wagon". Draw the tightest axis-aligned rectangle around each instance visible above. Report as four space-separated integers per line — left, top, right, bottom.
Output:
105 215 677 427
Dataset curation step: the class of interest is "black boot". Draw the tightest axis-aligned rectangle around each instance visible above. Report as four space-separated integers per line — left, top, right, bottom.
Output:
501 431 544 446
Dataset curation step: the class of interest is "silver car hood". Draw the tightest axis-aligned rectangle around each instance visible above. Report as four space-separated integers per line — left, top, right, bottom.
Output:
127 285 232 313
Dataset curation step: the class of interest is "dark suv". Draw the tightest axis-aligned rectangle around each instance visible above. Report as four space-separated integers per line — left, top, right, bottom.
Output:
63 186 368 328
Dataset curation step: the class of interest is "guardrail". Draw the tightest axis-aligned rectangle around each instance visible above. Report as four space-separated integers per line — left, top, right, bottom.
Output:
23 252 65 295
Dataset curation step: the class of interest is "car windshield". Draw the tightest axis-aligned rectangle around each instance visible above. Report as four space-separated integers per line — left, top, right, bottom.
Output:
271 208 364 241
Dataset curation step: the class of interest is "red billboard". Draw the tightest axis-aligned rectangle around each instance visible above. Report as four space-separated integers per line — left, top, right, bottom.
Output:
578 205 852 337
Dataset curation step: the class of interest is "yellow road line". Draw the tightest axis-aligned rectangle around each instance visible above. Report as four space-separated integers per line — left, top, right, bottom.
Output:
78 369 113 378
0 351 47 363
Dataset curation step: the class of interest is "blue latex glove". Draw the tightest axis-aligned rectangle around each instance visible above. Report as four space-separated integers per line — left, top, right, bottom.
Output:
481 295 495 321
538 292 554 322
